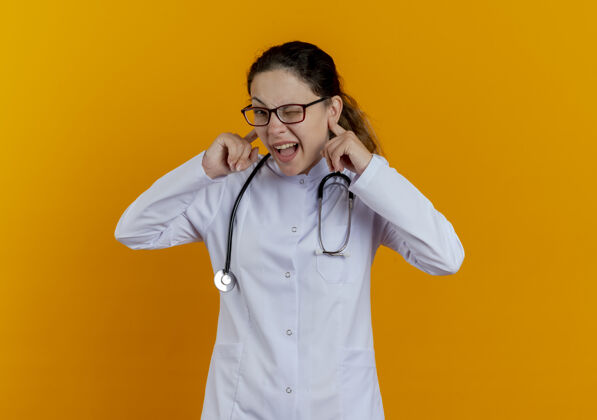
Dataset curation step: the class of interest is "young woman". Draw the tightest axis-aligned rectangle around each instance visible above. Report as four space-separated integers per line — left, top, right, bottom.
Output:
115 40 464 420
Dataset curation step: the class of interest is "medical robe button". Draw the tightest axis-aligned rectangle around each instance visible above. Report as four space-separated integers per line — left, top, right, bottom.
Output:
299 179 304 184
286 329 293 335
286 387 292 393
285 272 291 278
291 226 297 232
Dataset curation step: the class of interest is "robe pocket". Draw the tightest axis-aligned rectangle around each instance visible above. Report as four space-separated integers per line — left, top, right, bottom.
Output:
339 346 383 420
315 224 352 284
204 342 244 420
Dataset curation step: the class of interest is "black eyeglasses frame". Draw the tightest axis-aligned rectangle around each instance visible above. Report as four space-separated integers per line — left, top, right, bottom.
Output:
240 96 330 126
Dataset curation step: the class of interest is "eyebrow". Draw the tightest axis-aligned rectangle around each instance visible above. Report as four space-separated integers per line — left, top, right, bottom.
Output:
251 96 268 106
250 96 303 108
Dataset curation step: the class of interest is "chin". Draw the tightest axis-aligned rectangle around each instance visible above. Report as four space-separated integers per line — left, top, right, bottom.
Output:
269 149 306 176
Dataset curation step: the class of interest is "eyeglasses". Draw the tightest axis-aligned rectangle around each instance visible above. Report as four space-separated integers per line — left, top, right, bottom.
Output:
241 97 329 126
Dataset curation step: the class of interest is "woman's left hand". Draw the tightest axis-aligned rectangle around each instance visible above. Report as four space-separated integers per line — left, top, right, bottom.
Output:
321 116 373 175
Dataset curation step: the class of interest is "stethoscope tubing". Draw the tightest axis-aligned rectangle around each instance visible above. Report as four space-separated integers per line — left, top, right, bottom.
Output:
215 152 353 292
224 153 272 273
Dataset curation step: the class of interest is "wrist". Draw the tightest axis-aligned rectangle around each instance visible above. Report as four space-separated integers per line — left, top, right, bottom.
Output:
356 153 373 176
202 153 220 179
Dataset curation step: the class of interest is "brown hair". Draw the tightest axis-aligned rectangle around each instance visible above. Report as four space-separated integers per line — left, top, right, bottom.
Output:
246 41 384 156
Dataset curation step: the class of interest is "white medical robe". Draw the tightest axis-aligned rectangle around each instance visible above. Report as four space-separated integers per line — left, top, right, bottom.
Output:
114 150 465 420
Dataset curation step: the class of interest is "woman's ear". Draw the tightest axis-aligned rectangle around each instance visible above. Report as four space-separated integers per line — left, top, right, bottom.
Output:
328 95 343 123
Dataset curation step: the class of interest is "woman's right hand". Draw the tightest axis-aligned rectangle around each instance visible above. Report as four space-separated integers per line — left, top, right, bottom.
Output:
202 129 260 179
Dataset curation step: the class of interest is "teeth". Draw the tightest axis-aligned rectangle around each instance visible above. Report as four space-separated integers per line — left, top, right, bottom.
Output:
274 143 297 150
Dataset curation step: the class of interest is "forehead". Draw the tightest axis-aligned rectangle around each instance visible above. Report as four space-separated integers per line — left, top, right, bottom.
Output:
250 69 316 107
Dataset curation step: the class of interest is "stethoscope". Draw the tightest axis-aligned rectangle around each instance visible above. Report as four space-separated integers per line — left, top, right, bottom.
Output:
214 153 354 292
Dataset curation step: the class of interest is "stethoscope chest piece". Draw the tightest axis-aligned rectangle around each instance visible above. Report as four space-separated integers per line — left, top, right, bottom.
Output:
214 269 237 292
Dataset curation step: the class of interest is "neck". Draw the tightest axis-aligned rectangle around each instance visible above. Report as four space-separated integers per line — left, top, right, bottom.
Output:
300 156 322 176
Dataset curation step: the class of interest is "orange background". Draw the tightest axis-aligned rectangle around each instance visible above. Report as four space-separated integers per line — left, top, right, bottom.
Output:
1 0 596 419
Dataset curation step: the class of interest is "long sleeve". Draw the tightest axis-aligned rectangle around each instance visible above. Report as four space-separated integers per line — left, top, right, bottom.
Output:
114 150 227 250
349 154 465 275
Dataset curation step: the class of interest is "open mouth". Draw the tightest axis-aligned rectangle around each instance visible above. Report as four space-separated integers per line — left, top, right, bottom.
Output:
273 143 299 162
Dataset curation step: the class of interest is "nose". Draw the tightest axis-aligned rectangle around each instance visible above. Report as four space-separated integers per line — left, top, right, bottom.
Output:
266 110 288 136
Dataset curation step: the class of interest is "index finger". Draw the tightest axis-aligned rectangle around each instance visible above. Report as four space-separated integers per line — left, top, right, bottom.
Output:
328 116 346 137
244 129 259 143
